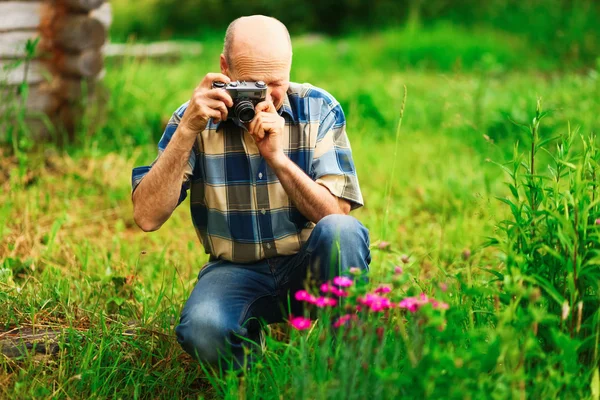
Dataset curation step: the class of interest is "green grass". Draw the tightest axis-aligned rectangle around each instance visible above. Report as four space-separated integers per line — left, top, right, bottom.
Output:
1 31 599 398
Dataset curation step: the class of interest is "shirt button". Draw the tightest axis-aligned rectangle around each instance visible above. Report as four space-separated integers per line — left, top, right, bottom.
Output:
261 208 266 215
258 172 263 179
266 243 272 249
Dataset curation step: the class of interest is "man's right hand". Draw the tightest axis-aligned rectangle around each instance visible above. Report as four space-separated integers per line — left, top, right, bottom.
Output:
179 73 234 136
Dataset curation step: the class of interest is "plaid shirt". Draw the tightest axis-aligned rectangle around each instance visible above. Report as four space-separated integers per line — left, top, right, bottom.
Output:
132 82 363 263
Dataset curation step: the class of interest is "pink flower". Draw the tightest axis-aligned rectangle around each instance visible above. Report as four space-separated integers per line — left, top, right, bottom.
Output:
321 282 349 297
333 276 353 287
369 297 392 312
394 266 403 274
438 282 448 292
315 296 338 308
400 254 410 264
596 218 600 225
430 299 449 310
398 294 429 313
333 314 355 328
374 285 392 294
398 293 449 312
358 293 393 312
295 290 317 304
378 241 390 250
289 316 312 330
349 267 361 275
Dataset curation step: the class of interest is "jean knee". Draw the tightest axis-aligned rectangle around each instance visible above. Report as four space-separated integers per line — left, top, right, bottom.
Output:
314 214 369 244
175 303 232 364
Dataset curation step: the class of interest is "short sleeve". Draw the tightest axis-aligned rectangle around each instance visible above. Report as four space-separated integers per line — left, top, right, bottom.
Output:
131 102 196 206
310 103 364 210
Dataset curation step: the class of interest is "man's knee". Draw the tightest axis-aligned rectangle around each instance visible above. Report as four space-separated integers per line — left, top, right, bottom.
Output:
313 214 369 245
175 301 233 365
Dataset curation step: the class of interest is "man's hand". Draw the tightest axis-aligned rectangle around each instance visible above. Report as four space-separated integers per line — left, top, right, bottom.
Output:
247 101 285 163
179 73 234 136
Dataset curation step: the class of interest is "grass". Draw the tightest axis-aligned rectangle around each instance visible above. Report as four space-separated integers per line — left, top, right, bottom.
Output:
1 29 600 398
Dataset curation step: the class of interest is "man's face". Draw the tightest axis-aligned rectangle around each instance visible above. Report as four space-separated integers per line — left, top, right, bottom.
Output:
221 43 291 111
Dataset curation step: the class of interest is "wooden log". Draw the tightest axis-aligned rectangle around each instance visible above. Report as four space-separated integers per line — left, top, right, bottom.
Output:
0 31 41 58
0 83 58 114
55 15 105 51
0 2 42 32
63 0 104 13
52 76 96 100
56 49 103 77
0 60 50 85
90 2 112 30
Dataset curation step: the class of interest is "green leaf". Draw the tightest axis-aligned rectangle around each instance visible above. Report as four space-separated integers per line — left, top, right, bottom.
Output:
556 159 577 170
478 267 504 281
591 367 599 400
535 134 561 151
523 274 565 306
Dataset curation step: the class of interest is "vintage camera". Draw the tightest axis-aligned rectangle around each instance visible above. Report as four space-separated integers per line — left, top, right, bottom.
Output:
212 80 267 123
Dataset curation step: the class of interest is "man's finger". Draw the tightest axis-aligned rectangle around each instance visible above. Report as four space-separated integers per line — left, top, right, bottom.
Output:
202 106 223 124
248 113 261 137
206 88 234 107
254 100 276 113
201 73 231 89
205 99 228 122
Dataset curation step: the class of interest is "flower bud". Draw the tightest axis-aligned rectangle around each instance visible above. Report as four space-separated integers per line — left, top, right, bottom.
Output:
461 248 471 260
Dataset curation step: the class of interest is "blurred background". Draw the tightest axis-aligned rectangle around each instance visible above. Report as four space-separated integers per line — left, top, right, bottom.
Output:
112 0 599 68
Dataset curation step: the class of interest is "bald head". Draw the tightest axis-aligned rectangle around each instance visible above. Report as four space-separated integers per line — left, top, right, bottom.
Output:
220 15 293 111
222 15 292 77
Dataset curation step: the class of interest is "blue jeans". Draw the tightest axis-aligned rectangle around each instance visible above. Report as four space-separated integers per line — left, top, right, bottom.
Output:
175 214 371 371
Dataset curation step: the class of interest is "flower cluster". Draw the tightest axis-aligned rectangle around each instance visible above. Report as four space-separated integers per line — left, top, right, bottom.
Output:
288 268 450 330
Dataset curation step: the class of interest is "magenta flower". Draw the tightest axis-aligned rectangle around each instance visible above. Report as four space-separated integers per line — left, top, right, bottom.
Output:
315 296 338 308
374 285 392 294
289 316 312 330
398 293 449 313
394 265 403 274
333 314 355 328
295 290 317 304
333 276 354 287
398 294 429 313
321 282 349 297
358 293 393 312
369 297 392 312
430 299 450 310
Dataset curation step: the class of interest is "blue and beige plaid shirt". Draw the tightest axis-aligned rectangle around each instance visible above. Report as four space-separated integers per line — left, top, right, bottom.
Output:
132 82 363 263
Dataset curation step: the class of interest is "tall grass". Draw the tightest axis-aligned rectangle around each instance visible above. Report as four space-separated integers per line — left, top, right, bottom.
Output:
1 32 599 398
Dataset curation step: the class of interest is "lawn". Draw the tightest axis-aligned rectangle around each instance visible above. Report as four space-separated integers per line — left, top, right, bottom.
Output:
1 28 599 399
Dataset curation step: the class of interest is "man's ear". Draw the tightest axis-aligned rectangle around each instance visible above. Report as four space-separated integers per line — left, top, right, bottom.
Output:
220 54 229 75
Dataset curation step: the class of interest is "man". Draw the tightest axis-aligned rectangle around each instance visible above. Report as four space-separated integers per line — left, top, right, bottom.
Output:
131 15 370 371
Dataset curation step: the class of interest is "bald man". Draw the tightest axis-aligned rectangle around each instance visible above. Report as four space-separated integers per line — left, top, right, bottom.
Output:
131 15 370 371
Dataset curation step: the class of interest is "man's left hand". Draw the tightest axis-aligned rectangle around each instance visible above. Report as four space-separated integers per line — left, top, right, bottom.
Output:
247 101 285 164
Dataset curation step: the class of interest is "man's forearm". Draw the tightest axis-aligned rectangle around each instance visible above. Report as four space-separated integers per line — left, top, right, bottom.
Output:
267 154 348 223
133 126 196 231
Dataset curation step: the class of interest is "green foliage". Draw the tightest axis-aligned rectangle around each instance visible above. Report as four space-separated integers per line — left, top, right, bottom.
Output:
110 0 600 68
487 100 600 366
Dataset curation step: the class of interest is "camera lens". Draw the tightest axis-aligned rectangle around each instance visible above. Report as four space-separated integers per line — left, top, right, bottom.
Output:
234 100 255 123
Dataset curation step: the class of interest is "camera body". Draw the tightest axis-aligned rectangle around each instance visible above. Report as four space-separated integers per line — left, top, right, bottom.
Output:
212 80 267 123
